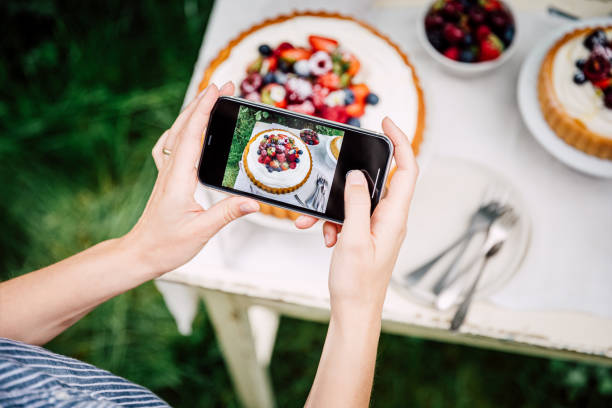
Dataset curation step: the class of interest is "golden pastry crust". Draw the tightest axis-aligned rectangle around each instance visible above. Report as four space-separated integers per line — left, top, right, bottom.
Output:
538 26 612 159
242 129 313 194
199 11 426 219
330 136 342 160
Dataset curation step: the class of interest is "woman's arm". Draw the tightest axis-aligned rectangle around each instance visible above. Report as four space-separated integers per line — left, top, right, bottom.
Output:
302 118 418 407
0 82 259 345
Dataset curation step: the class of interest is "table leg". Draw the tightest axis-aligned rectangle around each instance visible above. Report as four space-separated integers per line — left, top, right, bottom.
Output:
201 290 277 408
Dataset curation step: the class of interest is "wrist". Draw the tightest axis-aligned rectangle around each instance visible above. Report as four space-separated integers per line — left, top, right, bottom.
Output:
114 232 161 281
330 299 383 335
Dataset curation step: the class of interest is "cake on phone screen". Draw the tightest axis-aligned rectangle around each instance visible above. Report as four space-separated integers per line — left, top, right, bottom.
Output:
222 105 344 213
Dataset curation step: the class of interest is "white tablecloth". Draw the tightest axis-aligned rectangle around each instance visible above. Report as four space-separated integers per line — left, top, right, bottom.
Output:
162 0 612 331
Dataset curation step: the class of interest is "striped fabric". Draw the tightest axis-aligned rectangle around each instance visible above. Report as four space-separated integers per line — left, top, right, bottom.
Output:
0 337 169 407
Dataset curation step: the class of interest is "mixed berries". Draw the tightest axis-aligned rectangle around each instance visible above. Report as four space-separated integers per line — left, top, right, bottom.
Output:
240 36 379 126
572 28 612 109
424 0 515 63
300 129 319 145
257 134 304 172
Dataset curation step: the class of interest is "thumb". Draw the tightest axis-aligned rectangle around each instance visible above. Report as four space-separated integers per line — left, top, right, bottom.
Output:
341 170 371 243
198 196 259 238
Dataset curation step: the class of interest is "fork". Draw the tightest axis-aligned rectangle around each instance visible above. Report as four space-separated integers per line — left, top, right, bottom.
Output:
437 210 519 313
402 186 509 287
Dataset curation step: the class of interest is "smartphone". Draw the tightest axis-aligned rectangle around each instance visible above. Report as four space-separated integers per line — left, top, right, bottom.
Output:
197 96 393 224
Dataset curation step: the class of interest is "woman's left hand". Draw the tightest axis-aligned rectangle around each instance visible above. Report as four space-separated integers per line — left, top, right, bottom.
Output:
122 82 259 278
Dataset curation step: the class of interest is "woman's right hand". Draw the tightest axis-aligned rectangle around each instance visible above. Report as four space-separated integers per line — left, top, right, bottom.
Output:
297 117 418 320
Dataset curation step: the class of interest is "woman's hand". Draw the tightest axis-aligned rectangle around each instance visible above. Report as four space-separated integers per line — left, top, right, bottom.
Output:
305 118 417 407
122 82 259 278
297 117 418 316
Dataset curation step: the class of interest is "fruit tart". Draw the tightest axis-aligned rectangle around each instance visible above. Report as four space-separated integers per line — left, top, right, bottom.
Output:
198 11 425 220
242 130 312 194
538 27 612 159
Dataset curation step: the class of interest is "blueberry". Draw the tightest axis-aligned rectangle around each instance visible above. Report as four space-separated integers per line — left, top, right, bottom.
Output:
573 71 587 85
278 59 291 73
262 72 276 84
257 149 261 155
365 93 379 105
584 29 607 50
459 48 476 63
344 89 355 105
605 92 612 109
575 59 586 70
298 149 303 154
502 27 515 47
264 135 269 139
347 117 361 127
258 44 272 56
295 158 300 163
427 29 445 51
462 33 474 46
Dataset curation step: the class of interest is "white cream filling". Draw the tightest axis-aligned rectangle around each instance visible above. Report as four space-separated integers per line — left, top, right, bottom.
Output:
552 28 612 138
206 16 419 138
245 131 311 189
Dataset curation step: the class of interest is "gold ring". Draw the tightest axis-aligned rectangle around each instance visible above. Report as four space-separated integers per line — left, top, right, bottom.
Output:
162 148 172 156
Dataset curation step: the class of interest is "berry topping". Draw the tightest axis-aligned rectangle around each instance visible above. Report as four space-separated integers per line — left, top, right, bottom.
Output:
573 72 587 85
256 134 304 172
575 59 586 70
240 73 263 94
279 47 312 63
347 117 361 127
425 12 444 30
583 54 611 83
584 29 608 51
459 48 478 62
285 77 313 103
274 42 294 56
258 44 272 56
293 60 310 77
443 46 460 60
308 35 339 53
346 102 365 117
300 129 319 145
308 51 333 76
239 36 377 123
479 33 504 61
317 72 341 90
443 23 464 44
287 100 315 115
366 92 379 105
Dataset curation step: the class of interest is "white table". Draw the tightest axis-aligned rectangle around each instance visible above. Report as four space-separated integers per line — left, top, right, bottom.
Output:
156 1 612 407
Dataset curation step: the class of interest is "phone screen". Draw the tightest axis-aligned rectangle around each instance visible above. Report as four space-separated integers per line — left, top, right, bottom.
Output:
199 97 392 223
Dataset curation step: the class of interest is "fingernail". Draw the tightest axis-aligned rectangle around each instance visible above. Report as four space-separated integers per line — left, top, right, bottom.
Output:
240 201 259 214
220 81 233 90
346 170 366 186
324 232 332 247
384 116 399 130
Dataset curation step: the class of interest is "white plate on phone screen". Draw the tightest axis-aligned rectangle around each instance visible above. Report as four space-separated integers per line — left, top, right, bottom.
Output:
517 17 612 178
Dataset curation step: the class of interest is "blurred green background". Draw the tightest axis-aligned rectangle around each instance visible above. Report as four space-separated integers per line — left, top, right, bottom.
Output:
1 1 611 406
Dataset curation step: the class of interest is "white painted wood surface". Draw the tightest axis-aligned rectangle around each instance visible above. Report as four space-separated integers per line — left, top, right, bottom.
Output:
156 0 612 405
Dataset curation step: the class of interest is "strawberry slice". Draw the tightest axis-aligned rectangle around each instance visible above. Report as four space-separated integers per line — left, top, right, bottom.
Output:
317 73 341 90
308 35 339 53
346 53 361 76
346 102 365 117
593 78 612 90
280 47 312 63
349 83 370 103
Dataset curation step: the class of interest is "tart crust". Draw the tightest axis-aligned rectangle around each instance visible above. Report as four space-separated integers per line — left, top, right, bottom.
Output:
199 11 426 220
330 136 342 160
538 26 612 160
242 129 313 194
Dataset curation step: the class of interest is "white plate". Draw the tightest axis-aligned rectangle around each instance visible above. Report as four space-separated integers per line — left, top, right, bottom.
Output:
517 17 612 178
391 157 531 307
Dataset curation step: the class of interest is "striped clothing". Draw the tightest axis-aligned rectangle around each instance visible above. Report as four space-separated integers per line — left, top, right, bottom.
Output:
0 337 169 407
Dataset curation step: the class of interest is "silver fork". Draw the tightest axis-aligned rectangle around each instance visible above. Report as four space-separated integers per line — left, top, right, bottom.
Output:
401 186 509 287
437 210 518 313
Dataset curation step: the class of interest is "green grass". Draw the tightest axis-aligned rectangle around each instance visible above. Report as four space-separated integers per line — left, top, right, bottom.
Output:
1 1 611 407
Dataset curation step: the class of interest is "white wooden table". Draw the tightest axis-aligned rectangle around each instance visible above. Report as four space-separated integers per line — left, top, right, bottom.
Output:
157 1 612 407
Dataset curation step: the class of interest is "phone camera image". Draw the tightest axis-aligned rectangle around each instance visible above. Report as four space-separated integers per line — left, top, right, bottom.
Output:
222 105 344 213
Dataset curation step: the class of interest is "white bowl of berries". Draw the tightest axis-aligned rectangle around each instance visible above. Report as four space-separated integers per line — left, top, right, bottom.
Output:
417 0 518 76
